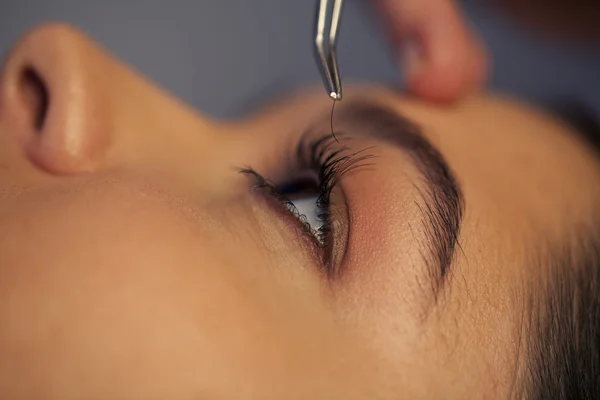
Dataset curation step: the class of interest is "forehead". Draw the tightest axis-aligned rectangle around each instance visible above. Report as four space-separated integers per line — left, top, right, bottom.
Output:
405 93 600 385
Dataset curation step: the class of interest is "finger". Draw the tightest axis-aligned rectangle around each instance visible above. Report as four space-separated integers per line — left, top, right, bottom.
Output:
373 0 489 102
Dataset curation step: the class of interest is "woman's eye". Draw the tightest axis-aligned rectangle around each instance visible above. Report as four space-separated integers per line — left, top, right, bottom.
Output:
277 178 324 233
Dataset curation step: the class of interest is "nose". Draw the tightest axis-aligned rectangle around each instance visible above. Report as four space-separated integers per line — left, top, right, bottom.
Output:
0 24 120 174
0 24 218 176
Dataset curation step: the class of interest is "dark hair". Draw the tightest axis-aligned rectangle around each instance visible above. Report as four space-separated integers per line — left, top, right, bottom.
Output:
525 103 600 399
525 229 600 399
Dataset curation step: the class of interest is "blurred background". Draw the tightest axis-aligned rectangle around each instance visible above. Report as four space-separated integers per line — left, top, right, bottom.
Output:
1 0 599 119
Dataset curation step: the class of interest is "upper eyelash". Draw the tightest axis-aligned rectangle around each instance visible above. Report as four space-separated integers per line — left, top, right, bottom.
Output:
296 133 376 214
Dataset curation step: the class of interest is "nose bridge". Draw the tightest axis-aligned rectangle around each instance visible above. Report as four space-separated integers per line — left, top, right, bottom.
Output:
0 23 219 176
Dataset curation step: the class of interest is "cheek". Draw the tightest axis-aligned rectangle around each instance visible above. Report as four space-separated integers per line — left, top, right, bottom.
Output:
0 187 377 398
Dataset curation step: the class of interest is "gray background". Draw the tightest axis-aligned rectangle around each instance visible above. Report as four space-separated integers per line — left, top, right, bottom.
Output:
1 0 599 119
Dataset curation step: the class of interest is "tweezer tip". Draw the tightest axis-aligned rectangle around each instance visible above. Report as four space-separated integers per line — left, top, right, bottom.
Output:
329 92 342 101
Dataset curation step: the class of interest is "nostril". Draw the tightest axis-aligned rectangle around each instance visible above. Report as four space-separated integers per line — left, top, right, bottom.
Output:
18 66 49 131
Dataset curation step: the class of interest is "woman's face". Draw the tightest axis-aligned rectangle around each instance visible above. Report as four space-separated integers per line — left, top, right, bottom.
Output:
0 25 599 399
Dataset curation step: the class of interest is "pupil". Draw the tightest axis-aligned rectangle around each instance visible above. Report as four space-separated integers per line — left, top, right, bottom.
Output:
278 177 319 198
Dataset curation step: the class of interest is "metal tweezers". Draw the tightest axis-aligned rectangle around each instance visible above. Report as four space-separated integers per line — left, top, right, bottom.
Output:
314 0 344 101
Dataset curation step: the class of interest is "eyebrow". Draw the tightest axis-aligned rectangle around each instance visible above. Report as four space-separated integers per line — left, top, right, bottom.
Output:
339 101 465 298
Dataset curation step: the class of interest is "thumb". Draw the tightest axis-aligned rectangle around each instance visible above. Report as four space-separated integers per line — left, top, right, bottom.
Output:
373 0 489 102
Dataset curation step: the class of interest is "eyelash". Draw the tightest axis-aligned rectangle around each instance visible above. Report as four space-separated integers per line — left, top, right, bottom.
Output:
241 133 374 264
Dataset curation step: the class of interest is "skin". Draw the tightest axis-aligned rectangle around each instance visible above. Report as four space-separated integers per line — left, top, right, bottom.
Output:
0 24 599 399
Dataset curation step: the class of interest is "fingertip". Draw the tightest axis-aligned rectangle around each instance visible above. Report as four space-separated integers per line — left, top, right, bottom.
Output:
403 30 489 103
375 0 489 102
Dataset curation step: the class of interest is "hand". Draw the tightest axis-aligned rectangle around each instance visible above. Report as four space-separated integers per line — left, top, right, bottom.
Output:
372 0 489 102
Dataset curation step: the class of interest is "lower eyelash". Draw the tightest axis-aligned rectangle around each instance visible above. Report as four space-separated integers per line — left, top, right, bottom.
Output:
239 168 326 244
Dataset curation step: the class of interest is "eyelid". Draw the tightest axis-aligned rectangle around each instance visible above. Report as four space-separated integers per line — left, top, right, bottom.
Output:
335 100 464 297
323 186 350 276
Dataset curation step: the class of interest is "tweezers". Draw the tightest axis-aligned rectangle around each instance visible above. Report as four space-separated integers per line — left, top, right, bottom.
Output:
314 0 344 101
